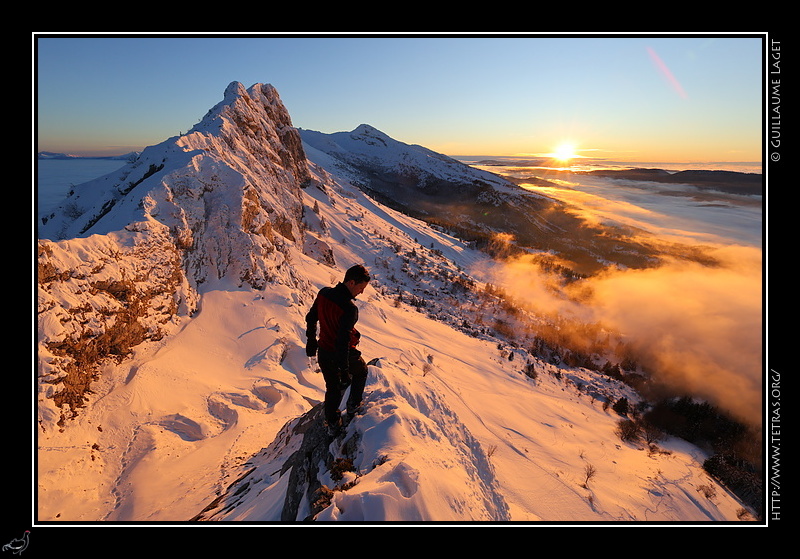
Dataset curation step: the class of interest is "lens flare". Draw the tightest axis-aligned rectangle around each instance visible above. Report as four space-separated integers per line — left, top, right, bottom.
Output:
647 46 688 100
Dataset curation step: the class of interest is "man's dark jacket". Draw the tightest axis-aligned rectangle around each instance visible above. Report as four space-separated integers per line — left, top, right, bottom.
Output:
306 283 361 369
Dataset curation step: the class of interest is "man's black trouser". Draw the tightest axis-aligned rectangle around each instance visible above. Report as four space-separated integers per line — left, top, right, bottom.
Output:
318 347 368 424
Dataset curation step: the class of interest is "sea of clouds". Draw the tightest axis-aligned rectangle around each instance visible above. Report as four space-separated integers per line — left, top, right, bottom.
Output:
479 163 763 428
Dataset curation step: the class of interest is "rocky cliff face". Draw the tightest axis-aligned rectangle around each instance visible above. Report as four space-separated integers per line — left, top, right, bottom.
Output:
37 82 318 428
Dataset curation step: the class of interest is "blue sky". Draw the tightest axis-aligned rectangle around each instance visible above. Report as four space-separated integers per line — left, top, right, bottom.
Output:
35 33 764 163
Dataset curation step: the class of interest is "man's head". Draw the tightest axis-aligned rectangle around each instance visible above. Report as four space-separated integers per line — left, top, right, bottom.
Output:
344 264 370 297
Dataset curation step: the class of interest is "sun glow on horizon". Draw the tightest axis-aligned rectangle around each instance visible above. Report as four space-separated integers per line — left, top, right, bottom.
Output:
550 142 580 162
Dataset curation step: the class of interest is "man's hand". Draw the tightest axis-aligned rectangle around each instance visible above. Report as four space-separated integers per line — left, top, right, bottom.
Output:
305 338 318 357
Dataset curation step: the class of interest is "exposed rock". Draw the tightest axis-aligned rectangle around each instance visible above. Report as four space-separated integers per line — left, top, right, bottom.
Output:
37 82 317 428
192 402 360 522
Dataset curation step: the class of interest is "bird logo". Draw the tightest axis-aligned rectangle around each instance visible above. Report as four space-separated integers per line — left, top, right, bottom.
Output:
2 531 29 555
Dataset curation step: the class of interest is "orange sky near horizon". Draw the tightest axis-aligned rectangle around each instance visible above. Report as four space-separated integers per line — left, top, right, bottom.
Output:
37 35 764 167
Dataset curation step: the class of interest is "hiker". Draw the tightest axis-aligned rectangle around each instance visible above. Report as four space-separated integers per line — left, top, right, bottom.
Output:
305 264 371 428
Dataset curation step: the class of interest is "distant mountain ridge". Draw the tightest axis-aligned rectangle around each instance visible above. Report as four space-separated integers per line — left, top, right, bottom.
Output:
582 167 762 196
38 151 140 161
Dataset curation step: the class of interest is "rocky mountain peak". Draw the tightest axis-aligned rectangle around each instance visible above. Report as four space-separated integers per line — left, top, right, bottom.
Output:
37 82 320 427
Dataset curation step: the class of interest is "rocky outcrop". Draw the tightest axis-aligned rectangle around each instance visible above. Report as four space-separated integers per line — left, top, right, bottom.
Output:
37 82 318 429
37 223 191 427
191 402 361 522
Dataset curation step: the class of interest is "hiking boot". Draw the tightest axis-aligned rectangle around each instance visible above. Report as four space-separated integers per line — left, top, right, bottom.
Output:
345 403 364 419
325 413 343 436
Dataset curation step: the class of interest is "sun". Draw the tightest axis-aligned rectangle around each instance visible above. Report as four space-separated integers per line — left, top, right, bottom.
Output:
552 142 578 162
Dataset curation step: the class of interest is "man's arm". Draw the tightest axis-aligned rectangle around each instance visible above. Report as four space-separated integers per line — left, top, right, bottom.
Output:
305 298 319 356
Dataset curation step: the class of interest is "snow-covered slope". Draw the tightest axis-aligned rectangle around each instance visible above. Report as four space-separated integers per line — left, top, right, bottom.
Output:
300 125 671 277
300 124 517 192
36 82 753 523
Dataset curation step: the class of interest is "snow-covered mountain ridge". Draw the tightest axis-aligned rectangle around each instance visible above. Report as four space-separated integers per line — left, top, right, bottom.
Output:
299 125 698 277
300 124 519 196
36 82 756 523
